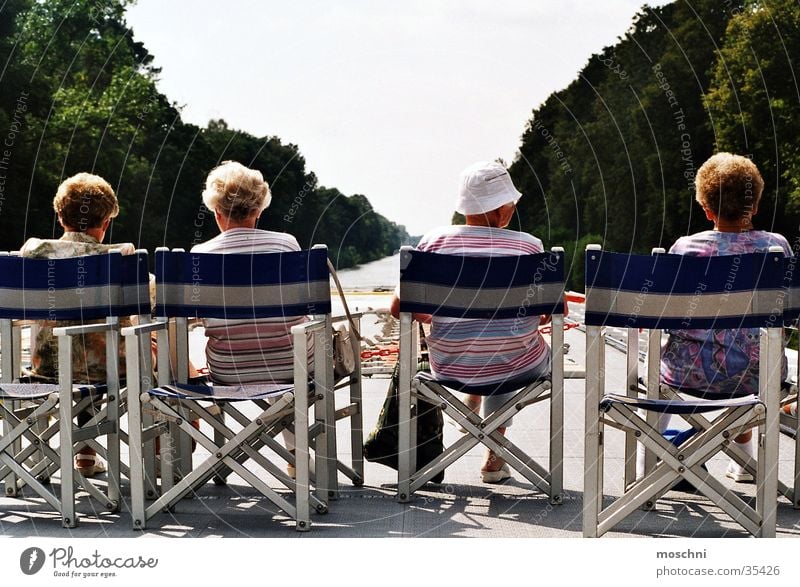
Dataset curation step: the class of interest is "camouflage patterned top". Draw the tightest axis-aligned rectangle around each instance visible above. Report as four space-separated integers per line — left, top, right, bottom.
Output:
20 232 136 384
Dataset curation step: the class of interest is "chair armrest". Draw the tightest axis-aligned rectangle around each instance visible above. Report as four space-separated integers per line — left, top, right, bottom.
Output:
121 319 168 337
332 312 363 322
565 367 586 379
53 323 116 337
292 319 327 335
399 310 431 325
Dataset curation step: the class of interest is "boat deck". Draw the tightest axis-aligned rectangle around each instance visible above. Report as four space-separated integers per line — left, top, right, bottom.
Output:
2 313 799 539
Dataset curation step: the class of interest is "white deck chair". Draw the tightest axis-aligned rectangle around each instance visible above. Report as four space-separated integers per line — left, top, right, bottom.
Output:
396 246 567 503
583 245 784 537
0 250 149 527
780 258 800 508
124 246 340 531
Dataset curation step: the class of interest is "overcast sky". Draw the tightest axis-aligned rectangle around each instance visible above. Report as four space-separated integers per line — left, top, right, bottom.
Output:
126 1 671 235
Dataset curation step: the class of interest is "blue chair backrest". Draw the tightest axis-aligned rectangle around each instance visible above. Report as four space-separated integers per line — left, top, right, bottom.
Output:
0 250 149 320
121 252 151 316
781 256 800 321
398 247 565 319
154 248 331 319
584 248 785 329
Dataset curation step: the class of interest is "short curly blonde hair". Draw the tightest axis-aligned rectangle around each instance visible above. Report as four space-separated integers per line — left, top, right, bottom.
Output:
695 152 764 222
53 173 119 230
201 161 271 222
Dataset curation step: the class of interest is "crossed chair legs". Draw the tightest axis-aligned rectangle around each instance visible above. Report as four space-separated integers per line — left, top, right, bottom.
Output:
586 392 777 537
129 386 329 532
0 388 121 527
779 389 800 507
398 375 563 505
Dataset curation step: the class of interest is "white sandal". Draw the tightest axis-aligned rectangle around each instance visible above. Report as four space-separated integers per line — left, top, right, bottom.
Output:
75 453 106 478
480 463 511 484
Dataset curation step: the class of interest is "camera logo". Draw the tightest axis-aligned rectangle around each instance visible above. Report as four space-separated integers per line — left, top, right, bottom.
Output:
20 547 46 575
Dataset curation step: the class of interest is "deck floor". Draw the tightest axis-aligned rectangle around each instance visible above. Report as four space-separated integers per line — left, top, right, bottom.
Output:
2 326 799 539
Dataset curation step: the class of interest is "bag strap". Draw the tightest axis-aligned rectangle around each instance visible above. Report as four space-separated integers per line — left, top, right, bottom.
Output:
418 323 429 359
327 259 362 340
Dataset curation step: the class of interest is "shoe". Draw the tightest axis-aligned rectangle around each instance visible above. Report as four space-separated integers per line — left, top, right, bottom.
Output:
480 463 511 484
287 455 316 480
725 460 754 483
784 402 797 416
75 454 106 478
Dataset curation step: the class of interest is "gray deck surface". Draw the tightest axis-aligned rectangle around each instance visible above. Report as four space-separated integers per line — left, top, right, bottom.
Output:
2 325 799 539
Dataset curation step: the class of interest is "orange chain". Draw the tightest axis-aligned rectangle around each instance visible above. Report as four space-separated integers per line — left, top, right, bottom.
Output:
360 347 399 359
538 321 581 335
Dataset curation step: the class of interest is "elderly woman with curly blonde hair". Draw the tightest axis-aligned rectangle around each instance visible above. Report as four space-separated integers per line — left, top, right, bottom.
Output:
192 161 309 477
653 153 792 483
21 172 136 477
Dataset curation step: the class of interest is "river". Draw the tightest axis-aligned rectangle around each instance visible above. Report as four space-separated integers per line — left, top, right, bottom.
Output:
335 253 400 291
331 253 399 315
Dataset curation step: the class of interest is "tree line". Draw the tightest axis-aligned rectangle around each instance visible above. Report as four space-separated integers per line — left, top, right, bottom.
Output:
503 0 800 289
3 1 796 283
0 0 409 269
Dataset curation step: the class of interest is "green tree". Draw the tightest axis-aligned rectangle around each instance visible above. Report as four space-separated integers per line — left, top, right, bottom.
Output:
705 0 800 238
509 0 742 267
0 0 405 268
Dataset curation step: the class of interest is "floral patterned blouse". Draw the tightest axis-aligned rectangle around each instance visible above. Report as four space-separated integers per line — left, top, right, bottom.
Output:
20 232 136 384
659 230 792 396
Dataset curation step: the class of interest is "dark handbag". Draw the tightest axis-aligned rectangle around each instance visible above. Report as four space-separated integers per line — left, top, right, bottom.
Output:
363 357 445 483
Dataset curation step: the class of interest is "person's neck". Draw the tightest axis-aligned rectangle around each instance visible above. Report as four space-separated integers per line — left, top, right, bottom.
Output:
714 219 753 233
465 217 501 228
220 220 258 231
216 211 259 232
63 227 104 242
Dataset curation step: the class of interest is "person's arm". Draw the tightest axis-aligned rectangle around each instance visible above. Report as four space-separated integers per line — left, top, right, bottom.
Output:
390 294 432 324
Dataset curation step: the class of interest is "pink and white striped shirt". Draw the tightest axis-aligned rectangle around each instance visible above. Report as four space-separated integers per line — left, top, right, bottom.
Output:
191 228 307 385
415 225 550 386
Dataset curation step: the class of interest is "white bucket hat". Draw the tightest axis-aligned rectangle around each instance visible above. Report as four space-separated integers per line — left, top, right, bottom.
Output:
455 161 522 215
